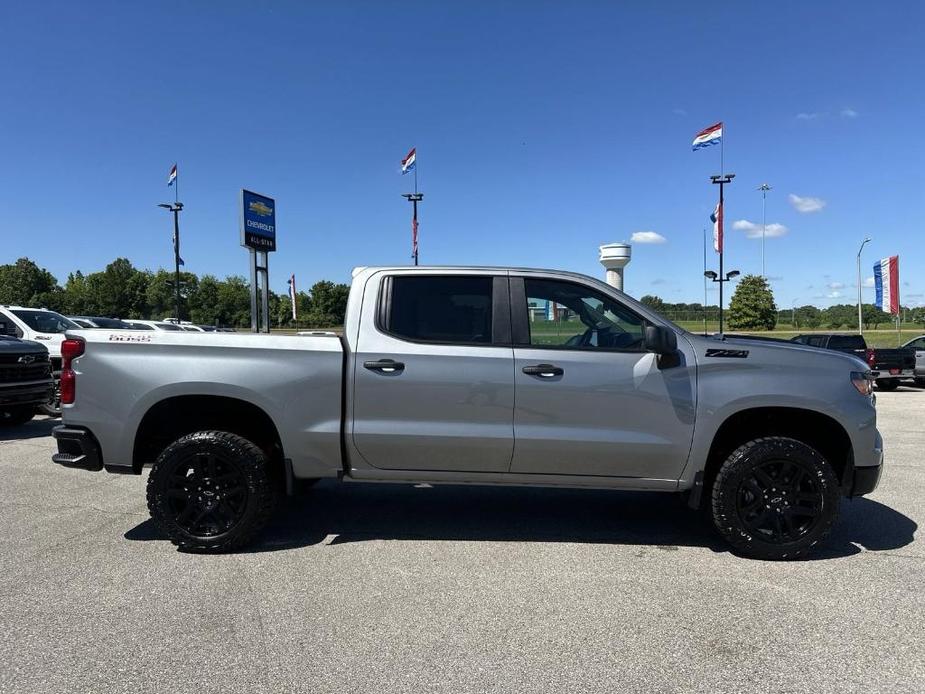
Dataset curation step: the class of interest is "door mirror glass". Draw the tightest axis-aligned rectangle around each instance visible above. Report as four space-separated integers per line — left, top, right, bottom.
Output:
644 325 677 355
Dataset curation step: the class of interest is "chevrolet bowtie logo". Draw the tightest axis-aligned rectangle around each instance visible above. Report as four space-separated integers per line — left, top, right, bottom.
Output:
17 355 36 365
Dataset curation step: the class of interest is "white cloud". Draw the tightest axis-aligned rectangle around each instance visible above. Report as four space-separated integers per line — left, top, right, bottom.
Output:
631 231 667 244
672 108 687 116
651 278 668 285
796 112 821 120
827 291 842 299
788 193 827 213
731 219 789 239
841 107 858 118
827 281 845 290
863 276 875 288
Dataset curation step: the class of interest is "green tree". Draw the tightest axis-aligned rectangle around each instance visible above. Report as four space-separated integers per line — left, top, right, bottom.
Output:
728 274 777 330
640 295 666 313
0 258 60 306
306 280 349 326
215 275 252 327
188 274 221 325
795 305 821 329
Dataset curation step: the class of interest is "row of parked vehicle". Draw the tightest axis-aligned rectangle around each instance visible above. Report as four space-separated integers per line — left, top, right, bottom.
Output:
0 305 236 426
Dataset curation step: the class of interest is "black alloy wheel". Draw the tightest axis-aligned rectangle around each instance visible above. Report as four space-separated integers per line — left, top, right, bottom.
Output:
166 452 249 538
735 459 823 544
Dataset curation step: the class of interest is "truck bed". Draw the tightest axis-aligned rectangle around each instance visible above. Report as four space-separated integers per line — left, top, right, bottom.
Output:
63 330 345 478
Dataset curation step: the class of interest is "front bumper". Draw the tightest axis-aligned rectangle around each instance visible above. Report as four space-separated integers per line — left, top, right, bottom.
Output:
849 431 883 497
0 380 54 408
52 425 103 471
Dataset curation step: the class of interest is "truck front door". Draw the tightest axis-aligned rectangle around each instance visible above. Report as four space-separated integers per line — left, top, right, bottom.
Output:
351 272 515 473
508 275 696 480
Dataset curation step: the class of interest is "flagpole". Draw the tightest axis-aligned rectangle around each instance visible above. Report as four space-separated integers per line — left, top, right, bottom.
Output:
703 228 708 335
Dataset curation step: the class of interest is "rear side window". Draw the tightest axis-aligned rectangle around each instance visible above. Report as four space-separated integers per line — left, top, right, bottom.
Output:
828 335 865 350
807 336 827 348
384 276 493 344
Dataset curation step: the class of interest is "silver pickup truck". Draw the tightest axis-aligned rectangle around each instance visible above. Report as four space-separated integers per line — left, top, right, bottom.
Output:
52 266 883 560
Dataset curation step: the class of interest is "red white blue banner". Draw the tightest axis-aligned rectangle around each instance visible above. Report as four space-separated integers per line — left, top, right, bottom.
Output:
167 163 177 186
874 255 900 315
692 122 723 151
710 201 723 253
401 147 416 174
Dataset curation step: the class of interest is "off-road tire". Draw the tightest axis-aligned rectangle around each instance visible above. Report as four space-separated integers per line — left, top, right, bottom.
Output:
915 378 925 388
146 430 278 552
875 379 899 391
0 406 36 426
711 437 840 560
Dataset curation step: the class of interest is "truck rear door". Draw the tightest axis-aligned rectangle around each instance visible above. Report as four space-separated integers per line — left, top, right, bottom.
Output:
351 272 515 473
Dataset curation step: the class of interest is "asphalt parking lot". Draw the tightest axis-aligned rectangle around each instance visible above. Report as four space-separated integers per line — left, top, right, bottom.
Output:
1 390 922 694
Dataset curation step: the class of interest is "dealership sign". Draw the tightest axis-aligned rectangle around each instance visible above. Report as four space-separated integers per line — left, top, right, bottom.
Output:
240 189 276 252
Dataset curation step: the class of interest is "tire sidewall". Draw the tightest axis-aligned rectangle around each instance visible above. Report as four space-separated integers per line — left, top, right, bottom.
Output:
712 437 840 560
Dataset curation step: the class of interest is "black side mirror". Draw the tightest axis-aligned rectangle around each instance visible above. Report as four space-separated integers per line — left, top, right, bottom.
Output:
644 325 677 355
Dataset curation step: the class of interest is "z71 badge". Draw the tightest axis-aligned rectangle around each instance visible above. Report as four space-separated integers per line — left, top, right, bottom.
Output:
705 348 749 358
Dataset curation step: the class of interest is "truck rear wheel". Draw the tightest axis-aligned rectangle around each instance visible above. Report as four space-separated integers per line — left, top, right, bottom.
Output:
875 379 898 391
711 437 840 560
146 430 278 552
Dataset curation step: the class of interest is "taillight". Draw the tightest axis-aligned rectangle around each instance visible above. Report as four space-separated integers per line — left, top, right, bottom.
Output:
865 348 876 367
60 338 85 405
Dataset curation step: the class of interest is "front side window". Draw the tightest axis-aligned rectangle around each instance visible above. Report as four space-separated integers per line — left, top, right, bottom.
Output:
11 309 78 334
385 275 493 344
524 278 645 351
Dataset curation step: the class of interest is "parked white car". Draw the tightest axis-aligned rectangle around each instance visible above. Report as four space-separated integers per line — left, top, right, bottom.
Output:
0 305 80 415
123 320 185 332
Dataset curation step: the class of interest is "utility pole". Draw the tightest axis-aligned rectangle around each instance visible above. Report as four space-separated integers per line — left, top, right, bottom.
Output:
857 237 871 335
158 202 184 321
708 173 736 335
757 183 771 277
402 193 423 266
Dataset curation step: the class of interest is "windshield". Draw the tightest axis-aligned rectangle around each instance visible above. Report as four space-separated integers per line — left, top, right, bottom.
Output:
11 309 79 334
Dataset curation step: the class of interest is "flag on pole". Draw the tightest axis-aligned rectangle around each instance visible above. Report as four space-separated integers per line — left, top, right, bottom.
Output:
692 122 723 151
873 256 900 315
167 163 177 186
288 273 297 320
710 201 723 253
401 148 416 174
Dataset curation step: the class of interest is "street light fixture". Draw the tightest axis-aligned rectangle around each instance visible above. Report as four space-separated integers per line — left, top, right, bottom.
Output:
704 268 741 335
757 183 772 277
857 237 871 335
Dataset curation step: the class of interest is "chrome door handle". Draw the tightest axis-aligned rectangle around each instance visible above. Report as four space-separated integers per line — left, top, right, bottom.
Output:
363 359 405 373
522 363 564 377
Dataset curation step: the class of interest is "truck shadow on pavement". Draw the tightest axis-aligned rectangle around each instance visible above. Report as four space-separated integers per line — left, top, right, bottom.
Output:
0 416 59 441
126 480 917 560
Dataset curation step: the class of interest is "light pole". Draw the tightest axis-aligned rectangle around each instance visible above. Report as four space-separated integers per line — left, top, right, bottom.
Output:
757 183 771 277
857 237 871 335
704 270 740 335
791 298 798 328
158 202 184 321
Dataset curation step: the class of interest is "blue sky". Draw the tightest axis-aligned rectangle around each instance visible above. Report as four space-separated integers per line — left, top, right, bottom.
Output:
2 2 922 309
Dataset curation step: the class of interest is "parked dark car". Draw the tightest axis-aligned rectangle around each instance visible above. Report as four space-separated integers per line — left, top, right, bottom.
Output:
69 316 133 329
0 334 54 427
790 333 916 390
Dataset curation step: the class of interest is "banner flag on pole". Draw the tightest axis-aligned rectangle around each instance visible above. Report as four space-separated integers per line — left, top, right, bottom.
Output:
167 163 177 186
288 273 297 320
873 255 900 315
692 122 723 151
401 148 416 174
710 201 723 253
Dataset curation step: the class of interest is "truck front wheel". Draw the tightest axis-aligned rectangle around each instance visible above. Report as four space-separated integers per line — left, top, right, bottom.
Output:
146 430 278 552
711 437 840 560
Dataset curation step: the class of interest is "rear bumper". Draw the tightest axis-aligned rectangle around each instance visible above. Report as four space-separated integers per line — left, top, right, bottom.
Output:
0 380 54 408
873 368 914 380
52 425 103 471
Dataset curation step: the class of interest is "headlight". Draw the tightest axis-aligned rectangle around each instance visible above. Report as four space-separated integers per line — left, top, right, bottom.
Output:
851 371 873 396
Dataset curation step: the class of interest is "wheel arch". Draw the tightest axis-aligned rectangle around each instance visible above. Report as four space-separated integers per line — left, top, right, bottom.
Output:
698 406 854 508
132 395 285 478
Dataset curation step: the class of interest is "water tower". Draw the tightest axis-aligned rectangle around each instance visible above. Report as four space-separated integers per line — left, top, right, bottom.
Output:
599 242 631 291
